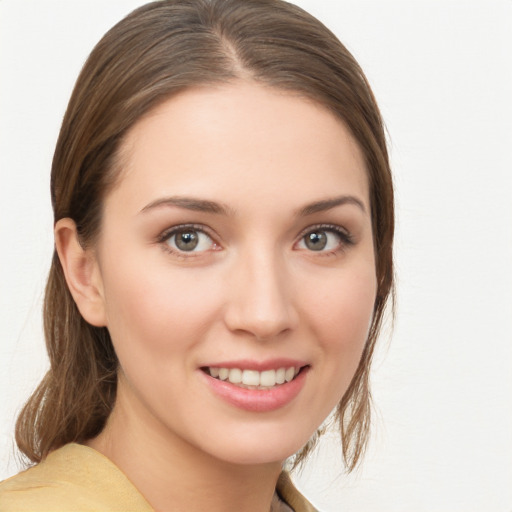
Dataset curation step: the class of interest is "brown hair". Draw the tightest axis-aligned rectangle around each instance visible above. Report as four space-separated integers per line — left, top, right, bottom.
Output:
16 0 394 472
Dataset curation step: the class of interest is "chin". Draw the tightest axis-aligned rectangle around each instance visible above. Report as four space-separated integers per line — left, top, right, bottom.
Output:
189 417 318 467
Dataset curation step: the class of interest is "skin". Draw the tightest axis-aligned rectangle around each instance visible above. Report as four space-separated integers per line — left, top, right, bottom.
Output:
56 81 377 512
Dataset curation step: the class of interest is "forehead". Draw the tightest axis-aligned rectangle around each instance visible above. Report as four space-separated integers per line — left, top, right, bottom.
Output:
110 81 369 214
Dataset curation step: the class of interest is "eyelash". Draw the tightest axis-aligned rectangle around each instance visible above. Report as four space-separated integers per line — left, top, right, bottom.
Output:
156 223 354 257
156 223 219 258
296 224 355 255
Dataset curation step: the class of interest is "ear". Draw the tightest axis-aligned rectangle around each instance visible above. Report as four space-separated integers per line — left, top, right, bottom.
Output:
54 218 107 327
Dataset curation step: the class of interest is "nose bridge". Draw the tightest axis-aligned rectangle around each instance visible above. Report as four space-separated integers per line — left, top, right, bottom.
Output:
224 242 297 339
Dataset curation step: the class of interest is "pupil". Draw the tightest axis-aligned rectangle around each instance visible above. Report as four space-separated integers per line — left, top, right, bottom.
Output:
176 231 198 251
305 232 327 251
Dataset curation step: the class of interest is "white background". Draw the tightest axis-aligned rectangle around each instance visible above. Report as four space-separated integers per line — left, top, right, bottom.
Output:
1 1 511 511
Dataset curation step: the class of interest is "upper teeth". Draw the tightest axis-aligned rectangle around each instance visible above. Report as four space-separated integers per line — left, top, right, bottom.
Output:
209 367 300 388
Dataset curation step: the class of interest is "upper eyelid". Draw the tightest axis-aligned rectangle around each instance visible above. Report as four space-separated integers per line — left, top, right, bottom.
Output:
157 223 216 242
297 223 351 238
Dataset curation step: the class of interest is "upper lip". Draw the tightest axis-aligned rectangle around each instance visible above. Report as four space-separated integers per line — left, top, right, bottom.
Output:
200 358 309 371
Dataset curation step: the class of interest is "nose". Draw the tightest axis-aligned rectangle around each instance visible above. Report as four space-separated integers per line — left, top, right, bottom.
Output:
223 248 299 340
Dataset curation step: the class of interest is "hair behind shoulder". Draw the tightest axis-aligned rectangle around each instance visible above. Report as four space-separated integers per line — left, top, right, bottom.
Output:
16 0 393 472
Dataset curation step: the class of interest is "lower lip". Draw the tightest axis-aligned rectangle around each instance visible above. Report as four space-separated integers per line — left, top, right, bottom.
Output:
201 368 309 412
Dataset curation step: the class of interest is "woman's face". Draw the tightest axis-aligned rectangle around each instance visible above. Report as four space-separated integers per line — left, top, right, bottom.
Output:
91 82 376 465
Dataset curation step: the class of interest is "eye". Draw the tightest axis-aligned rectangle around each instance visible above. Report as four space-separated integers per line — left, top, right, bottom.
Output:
296 225 353 253
161 226 217 253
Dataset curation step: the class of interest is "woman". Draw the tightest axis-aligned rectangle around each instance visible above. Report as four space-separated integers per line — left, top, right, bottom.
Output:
0 0 394 510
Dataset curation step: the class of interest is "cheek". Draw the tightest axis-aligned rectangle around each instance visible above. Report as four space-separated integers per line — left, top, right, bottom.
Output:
303 265 377 401
309 268 376 348
99 258 223 364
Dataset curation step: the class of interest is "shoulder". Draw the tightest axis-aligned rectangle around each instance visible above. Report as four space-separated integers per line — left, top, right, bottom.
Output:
276 472 319 512
0 443 153 512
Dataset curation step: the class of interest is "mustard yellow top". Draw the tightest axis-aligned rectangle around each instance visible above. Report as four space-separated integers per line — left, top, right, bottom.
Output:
0 443 317 512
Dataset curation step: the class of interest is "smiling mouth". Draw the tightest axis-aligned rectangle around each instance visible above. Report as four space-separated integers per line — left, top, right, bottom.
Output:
201 366 306 390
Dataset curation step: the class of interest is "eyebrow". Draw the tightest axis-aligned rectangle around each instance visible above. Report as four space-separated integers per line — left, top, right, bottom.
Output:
297 195 367 216
140 194 366 217
140 196 234 216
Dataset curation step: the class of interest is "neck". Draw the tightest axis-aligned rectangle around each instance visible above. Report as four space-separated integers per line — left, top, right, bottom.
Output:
86 378 283 512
